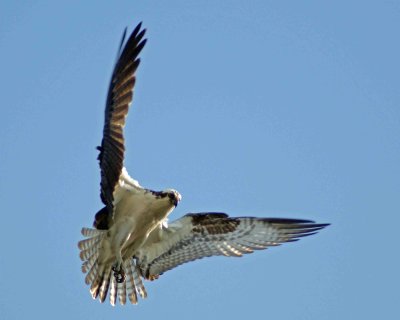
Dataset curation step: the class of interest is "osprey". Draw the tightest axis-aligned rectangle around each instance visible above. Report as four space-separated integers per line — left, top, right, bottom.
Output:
78 22 329 306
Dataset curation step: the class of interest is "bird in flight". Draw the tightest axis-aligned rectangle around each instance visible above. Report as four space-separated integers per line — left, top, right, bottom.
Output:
78 22 329 306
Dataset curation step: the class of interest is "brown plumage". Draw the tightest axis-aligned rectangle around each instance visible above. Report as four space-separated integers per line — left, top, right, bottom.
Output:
97 23 147 215
78 22 329 306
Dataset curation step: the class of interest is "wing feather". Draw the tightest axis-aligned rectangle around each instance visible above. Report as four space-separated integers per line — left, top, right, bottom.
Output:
97 22 147 214
137 213 329 278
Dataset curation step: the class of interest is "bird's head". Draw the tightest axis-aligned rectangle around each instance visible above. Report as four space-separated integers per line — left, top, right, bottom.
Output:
164 189 182 207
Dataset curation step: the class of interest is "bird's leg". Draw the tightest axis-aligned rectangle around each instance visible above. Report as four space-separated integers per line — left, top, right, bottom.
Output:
111 228 131 283
110 219 134 283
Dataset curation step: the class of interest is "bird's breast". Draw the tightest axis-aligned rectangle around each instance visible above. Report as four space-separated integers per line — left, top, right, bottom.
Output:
111 186 177 252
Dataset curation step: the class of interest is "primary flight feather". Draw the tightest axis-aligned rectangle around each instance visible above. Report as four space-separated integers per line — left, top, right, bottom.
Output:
78 22 329 306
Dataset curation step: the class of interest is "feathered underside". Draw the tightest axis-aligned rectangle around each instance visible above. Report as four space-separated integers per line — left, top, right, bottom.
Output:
79 212 328 305
137 213 329 280
78 228 147 306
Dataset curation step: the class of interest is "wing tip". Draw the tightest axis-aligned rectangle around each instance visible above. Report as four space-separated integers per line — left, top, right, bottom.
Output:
265 218 330 228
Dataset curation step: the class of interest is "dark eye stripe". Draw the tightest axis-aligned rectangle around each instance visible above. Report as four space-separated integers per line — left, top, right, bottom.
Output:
168 193 175 200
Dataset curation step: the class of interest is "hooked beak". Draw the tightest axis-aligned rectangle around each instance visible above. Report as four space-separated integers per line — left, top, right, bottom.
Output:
168 191 181 207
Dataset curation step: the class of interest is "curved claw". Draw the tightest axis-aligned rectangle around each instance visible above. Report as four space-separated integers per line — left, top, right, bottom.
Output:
112 266 126 283
115 271 125 283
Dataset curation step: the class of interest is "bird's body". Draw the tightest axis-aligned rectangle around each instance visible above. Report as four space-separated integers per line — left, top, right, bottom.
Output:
83 168 180 295
78 22 329 306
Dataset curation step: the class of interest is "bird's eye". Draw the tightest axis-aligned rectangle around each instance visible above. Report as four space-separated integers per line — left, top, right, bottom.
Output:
168 193 175 200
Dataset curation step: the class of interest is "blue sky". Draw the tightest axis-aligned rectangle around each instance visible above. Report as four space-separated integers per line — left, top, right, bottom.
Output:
1 1 399 319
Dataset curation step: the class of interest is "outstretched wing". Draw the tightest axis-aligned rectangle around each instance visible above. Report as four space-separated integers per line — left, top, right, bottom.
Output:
137 213 329 279
97 23 147 214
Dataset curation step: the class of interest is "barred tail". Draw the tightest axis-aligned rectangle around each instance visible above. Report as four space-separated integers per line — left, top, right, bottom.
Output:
78 227 147 306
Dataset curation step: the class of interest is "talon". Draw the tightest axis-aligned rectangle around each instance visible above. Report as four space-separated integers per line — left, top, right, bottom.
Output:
116 272 125 283
112 265 125 283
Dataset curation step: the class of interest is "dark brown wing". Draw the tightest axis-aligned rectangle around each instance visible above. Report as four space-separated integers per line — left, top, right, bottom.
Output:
97 23 147 214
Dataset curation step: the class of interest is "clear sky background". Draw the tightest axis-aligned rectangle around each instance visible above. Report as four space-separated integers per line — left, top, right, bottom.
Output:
1 1 399 319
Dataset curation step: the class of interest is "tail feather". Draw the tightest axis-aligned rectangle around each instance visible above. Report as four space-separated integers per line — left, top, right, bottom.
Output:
90 268 103 299
110 277 117 306
132 262 147 299
118 276 127 305
99 265 112 303
80 248 99 262
79 227 148 305
78 236 102 251
81 227 103 237
81 251 99 273
125 260 138 304
85 261 99 285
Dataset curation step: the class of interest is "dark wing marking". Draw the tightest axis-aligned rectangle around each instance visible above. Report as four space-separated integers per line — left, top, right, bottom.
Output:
137 212 329 278
97 23 147 214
